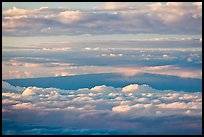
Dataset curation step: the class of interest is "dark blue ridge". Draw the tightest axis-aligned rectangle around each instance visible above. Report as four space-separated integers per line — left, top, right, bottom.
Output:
4 73 202 92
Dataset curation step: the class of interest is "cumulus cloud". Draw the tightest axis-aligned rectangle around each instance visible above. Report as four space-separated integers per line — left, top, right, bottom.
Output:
3 6 33 16
122 84 157 93
2 81 202 116
122 84 139 92
57 10 84 24
2 81 202 134
2 81 25 93
2 2 202 36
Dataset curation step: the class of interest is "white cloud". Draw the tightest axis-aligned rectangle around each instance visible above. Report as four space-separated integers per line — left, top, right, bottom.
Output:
42 47 71 51
2 81 202 134
57 10 84 24
54 72 73 77
101 53 123 57
3 6 33 16
2 2 202 36
122 84 139 92
2 81 202 117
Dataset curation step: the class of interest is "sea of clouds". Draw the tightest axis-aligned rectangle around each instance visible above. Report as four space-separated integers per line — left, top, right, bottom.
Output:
2 81 202 135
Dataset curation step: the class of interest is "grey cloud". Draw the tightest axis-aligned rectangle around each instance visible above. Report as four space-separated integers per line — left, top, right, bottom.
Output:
2 2 202 36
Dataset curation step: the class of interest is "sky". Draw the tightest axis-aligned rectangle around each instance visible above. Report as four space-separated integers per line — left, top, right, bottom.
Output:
2 2 202 135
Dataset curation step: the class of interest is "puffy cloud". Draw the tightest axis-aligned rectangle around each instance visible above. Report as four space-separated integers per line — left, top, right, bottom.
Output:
2 2 202 36
3 6 33 16
122 84 139 92
57 10 84 24
90 85 119 93
146 2 202 23
2 81 202 134
2 81 201 116
2 81 25 93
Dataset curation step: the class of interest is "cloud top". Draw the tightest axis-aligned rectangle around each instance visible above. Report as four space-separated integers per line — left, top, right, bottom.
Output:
2 81 202 134
2 2 202 36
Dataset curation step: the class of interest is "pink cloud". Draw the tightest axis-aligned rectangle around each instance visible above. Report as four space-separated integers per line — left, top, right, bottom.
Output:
3 6 33 16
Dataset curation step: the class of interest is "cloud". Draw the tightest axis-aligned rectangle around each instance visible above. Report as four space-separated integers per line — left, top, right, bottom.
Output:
2 41 202 79
54 72 74 77
3 61 41 68
3 6 33 16
42 47 71 51
2 81 201 116
2 56 202 79
57 10 84 24
122 84 157 94
93 2 135 11
146 2 202 22
101 53 123 57
2 59 75 79
2 81 202 134
122 84 139 92
2 2 202 36
2 81 25 93
111 65 202 79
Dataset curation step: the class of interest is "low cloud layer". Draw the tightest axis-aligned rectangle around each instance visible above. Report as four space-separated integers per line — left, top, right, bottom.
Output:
2 41 202 80
2 81 202 134
2 2 202 36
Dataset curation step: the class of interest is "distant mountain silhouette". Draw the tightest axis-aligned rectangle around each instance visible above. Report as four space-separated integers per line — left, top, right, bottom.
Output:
4 73 202 92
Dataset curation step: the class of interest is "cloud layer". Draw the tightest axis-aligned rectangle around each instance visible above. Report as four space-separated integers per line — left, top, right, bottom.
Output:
2 2 202 135
2 39 202 80
2 81 202 134
2 2 202 36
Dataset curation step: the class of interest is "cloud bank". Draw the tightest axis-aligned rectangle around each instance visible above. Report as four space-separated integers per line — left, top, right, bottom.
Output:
2 81 202 135
2 2 202 36
2 42 202 80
